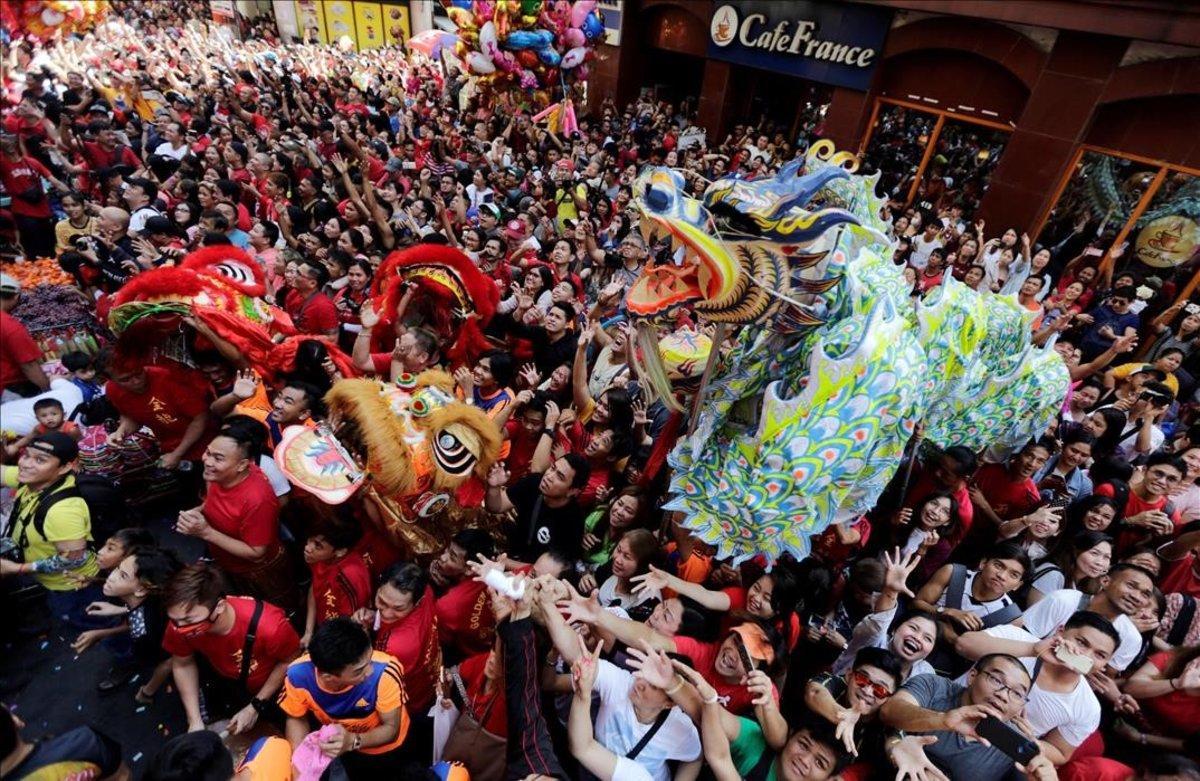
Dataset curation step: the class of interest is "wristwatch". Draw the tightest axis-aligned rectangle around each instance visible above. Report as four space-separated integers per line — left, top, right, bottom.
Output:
936 605 945 615
249 697 270 715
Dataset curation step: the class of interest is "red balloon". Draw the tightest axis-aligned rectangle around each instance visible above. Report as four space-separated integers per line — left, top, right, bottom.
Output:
516 49 539 69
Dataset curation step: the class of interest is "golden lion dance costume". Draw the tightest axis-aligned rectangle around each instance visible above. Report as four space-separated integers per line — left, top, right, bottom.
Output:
276 244 505 556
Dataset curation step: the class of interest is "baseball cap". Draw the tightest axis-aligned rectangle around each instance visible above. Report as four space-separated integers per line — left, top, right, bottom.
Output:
141 215 176 236
28 432 80 464
87 103 111 116
385 157 405 173
479 202 502 221
0 272 20 295
503 219 524 240
730 623 775 667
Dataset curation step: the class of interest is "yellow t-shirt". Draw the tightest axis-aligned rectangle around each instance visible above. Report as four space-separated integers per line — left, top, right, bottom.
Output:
55 216 99 256
3 466 98 591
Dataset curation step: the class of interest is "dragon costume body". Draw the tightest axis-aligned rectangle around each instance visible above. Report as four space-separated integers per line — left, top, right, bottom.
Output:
627 141 1069 564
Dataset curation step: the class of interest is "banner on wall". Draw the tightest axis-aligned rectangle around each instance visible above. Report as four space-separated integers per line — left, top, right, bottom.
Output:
323 0 356 44
382 3 410 45
294 0 326 42
1135 215 1199 268
707 1 892 91
354 1 385 48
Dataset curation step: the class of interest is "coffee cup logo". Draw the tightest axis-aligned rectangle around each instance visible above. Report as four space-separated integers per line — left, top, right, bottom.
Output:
711 5 737 46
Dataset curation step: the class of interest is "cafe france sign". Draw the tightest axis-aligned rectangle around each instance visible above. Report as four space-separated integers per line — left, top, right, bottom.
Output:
707 1 893 90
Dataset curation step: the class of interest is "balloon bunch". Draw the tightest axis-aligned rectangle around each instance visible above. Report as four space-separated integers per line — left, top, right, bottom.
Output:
443 0 604 109
0 0 109 43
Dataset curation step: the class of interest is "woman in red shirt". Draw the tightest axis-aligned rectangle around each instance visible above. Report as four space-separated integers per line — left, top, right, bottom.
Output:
352 562 442 713
1123 645 1200 747
334 259 373 353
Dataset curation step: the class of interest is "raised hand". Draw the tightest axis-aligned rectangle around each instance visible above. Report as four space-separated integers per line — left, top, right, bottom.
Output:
231 369 257 400
670 658 719 703
630 564 672 597
628 641 676 690
882 547 920 598
486 461 510 488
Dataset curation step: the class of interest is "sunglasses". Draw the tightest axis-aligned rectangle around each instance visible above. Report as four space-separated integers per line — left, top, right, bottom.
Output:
851 670 893 699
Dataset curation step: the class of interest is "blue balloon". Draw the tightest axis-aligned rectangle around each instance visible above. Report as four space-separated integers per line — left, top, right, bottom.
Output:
582 11 604 39
538 48 561 66
449 0 472 8
505 29 554 50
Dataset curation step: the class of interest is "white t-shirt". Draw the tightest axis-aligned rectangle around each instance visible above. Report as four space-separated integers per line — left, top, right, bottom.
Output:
613 758 654 781
979 624 1101 747
596 575 658 611
1018 589 1142 672
592 660 701 781
128 206 161 234
152 141 189 160
908 234 943 271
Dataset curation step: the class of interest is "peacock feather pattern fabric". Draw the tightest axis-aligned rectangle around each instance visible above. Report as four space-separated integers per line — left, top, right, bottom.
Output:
631 142 1070 565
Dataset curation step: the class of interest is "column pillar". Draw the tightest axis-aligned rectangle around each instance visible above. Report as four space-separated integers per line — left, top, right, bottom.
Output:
978 32 1128 233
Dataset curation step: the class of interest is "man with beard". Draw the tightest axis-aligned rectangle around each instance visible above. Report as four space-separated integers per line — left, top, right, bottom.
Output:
429 529 498 660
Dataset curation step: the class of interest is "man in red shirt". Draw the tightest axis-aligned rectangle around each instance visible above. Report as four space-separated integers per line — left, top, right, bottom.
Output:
78 123 141 174
301 521 372 649
163 562 300 735
429 529 498 661
1 132 70 258
970 437 1052 534
103 358 216 471
285 261 339 337
1096 451 1187 554
0 274 49 398
352 562 441 715
175 427 293 609
498 392 548 482
1159 522 1200 599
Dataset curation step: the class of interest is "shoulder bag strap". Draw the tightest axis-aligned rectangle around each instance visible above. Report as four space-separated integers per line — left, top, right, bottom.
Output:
625 708 671 760
944 564 968 611
980 601 1022 629
1168 596 1197 647
238 600 265 690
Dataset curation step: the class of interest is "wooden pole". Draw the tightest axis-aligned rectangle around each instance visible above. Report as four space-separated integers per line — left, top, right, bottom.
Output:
686 323 728 436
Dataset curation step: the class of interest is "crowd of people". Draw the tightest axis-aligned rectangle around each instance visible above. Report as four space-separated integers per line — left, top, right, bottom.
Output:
2 3 1199 781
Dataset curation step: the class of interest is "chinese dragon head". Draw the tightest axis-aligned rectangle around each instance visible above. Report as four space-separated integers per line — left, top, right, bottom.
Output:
274 370 503 556
626 142 1069 564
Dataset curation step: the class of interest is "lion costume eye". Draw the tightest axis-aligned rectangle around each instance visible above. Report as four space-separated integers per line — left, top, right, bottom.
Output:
214 261 256 286
433 430 475 477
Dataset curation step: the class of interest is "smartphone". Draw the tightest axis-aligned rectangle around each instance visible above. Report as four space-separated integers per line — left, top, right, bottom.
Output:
977 717 1038 764
734 634 757 674
1053 643 1094 675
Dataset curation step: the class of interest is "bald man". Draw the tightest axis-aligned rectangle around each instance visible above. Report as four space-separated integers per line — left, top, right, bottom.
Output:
90 206 140 290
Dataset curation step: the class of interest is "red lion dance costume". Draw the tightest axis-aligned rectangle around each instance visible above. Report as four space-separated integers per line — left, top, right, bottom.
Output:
368 243 500 368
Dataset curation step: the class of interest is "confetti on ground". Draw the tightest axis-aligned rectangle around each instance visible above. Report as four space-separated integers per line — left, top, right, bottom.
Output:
77 705 82 711
136 706 147 713
132 753 143 763
130 674 140 684
53 665 61 671
39 641 48 650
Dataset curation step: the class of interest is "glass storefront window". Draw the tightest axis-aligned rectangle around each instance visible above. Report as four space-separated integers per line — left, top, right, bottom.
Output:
1035 151 1160 276
910 119 1008 215
859 103 938 203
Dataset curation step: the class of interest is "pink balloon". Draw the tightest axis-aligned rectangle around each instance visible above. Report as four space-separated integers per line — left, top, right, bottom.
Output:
570 0 597 27
563 27 584 48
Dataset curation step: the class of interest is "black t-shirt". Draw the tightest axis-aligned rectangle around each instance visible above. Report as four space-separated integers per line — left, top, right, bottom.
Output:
129 595 169 664
7 726 123 780
505 473 582 561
